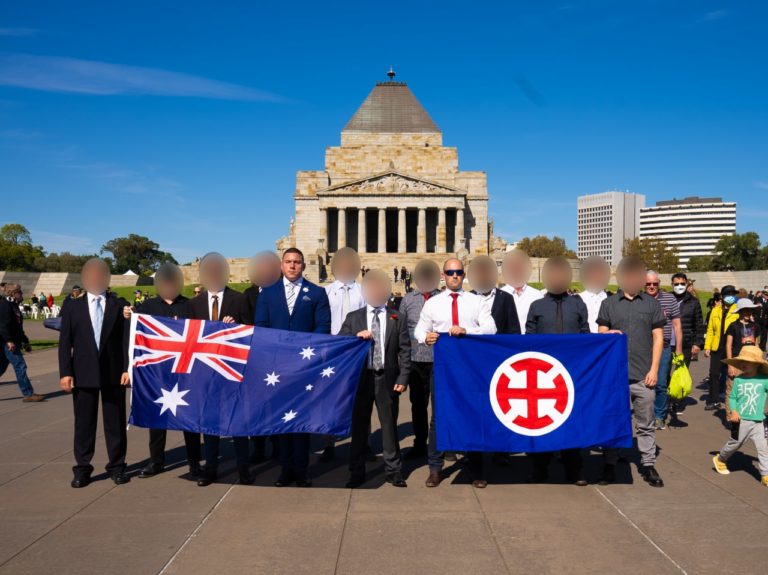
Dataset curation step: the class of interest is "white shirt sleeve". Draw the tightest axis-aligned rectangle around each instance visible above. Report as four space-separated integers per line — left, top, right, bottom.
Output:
470 296 497 335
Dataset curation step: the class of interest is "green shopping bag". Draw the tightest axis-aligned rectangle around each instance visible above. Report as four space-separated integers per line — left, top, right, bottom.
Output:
668 353 692 400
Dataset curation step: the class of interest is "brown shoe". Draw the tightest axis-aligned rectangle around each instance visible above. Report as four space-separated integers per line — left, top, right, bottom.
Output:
22 394 45 403
472 479 488 489
425 471 442 487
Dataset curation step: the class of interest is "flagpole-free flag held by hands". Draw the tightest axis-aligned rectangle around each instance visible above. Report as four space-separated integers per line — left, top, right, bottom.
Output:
128 314 370 437
433 334 632 452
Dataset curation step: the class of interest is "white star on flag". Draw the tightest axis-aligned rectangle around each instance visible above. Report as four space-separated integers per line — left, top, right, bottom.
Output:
264 371 280 386
154 383 190 417
305 384 313 391
282 409 298 423
321 366 335 378
300 346 315 360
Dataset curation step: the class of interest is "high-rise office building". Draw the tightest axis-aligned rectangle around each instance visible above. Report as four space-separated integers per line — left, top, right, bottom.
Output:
577 191 645 265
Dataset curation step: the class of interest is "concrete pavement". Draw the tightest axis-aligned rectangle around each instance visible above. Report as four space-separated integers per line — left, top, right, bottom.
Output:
1 348 767 575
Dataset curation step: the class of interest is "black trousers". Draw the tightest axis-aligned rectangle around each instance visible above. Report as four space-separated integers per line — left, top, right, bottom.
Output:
530 449 583 480
148 429 201 468
72 386 127 478
708 347 726 402
408 361 432 450
202 434 249 474
350 369 401 479
278 433 310 481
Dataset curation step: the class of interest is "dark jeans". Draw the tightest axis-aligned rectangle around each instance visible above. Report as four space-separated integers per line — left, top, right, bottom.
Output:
708 348 726 403
278 433 310 481
148 428 201 468
1 346 35 396
72 386 127 478
202 434 249 475
408 361 432 450
349 369 402 479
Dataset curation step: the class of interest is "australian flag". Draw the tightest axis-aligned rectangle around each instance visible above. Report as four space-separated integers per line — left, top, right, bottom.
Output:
433 334 632 452
128 314 370 437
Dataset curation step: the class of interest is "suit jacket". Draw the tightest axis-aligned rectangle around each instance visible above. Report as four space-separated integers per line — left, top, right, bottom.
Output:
243 285 259 325
255 278 331 334
472 289 521 335
58 293 130 388
339 307 411 389
0 298 28 346
188 287 249 324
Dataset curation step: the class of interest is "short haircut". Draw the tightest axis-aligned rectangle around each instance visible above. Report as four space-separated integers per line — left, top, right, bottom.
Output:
617 256 646 275
154 262 183 284
671 272 688 283
4 283 21 296
543 256 570 272
282 247 304 263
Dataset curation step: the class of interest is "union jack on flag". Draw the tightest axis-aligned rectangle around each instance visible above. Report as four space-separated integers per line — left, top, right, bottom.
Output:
130 313 253 382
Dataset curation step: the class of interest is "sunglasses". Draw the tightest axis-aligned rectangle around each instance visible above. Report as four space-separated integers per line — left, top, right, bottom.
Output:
444 270 465 277
645 282 659 287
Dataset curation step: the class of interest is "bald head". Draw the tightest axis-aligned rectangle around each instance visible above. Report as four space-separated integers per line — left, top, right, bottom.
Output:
81 258 111 294
502 249 532 288
361 269 391 308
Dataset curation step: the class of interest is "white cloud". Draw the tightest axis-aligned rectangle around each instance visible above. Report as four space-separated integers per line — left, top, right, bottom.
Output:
0 53 284 101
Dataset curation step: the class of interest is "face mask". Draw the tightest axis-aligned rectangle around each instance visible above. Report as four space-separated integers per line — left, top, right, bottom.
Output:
724 295 736 305
673 285 687 295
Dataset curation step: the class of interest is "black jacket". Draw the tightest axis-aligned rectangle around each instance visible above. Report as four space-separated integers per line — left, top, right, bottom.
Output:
58 293 130 388
526 292 590 335
674 292 705 348
339 306 411 390
472 289 521 335
0 298 29 346
243 285 259 325
188 287 249 324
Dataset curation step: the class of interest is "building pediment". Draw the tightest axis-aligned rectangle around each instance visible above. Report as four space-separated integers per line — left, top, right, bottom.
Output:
316 171 466 197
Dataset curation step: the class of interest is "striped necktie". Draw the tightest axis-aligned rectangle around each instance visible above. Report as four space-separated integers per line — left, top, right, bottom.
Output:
92 296 103 350
286 283 297 314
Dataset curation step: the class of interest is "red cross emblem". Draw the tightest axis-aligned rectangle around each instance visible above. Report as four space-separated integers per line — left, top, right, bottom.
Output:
489 352 574 436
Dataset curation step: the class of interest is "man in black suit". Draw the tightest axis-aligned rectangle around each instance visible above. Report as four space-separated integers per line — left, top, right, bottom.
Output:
188 252 252 487
59 259 131 488
340 269 410 488
123 263 202 479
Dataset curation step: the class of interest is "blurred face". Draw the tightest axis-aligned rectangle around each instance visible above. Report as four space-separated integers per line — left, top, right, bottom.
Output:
581 259 610 293
331 249 361 284
543 261 572 294
281 251 304 282
81 259 110 294
250 253 282 287
502 251 531 288
467 257 497 293
442 259 465 292
199 255 229 292
413 262 440 293
618 267 646 295
645 272 660 297
362 271 391 308
156 274 182 302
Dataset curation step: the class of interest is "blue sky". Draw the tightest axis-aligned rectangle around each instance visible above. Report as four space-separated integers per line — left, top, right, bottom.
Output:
1 1 766 263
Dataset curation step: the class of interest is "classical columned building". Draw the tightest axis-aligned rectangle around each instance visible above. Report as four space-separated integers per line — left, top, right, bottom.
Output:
278 72 490 280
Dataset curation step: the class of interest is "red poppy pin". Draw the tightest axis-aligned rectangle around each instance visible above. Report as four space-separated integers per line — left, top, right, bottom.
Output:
389 313 399 321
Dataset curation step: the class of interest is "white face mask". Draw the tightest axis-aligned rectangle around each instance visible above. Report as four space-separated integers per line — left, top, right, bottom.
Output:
673 285 687 295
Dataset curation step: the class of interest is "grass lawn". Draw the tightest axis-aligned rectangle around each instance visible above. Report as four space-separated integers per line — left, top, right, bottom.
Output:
29 340 58 351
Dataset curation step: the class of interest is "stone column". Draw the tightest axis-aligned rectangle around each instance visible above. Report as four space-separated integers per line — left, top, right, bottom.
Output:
358 208 366 254
320 208 329 251
377 208 386 253
437 208 447 253
338 207 346 249
397 208 406 253
417 208 427 254
456 207 465 251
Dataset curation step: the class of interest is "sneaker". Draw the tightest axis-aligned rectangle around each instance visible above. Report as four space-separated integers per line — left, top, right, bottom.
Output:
712 455 730 475
704 402 718 411
761 476 768 487
654 418 667 431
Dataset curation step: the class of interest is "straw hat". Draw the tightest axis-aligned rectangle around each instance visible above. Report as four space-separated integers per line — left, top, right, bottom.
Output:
722 346 768 375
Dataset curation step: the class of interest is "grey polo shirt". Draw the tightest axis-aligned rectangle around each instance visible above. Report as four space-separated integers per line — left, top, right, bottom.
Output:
596 290 667 382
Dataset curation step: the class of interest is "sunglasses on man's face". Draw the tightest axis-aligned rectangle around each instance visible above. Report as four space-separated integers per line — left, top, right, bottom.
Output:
646 282 660 287
444 269 464 277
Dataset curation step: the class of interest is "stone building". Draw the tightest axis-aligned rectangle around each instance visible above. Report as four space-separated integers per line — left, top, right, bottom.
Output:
277 72 491 281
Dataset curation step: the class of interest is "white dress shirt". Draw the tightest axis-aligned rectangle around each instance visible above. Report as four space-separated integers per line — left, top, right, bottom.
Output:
501 283 543 334
207 289 224 320
578 289 608 333
414 289 496 344
325 280 365 335
366 304 387 367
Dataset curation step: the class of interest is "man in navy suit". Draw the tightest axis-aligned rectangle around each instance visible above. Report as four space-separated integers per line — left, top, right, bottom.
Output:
59 258 131 488
255 247 331 487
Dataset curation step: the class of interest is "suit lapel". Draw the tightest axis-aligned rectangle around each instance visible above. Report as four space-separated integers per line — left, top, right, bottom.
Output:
99 295 118 351
79 297 99 352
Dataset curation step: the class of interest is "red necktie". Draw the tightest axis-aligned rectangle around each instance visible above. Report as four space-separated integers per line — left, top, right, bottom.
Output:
422 292 431 302
450 292 459 327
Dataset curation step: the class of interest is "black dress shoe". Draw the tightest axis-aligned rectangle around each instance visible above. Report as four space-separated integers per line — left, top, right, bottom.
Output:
598 464 615 485
197 469 217 487
318 446 336 462
71 477 91 488
295 479 312 488
111 473 130 485
346 476 366 489
386 475 407 488
139 463 163 478
641 466 664 488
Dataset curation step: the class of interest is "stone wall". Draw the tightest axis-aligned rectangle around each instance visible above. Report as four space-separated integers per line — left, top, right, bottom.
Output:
0 271 139 295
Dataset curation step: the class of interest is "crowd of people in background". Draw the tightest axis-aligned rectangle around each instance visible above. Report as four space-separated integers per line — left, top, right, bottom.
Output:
2 247 767 491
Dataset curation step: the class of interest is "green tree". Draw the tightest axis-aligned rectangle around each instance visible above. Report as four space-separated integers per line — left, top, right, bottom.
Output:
516 235 577 258
101 234 176 275
0 223 45 271
622 237 680 273
685 255 714 272
709 232 767 271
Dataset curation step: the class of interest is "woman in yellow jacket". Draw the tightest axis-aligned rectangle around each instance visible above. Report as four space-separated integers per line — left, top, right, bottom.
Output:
704 285 739 410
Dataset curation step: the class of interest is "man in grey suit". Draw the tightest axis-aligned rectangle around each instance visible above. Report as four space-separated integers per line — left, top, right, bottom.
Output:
340 269 411 488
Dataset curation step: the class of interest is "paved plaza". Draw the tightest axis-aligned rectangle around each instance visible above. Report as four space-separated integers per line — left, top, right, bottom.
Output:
1 330 767 574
